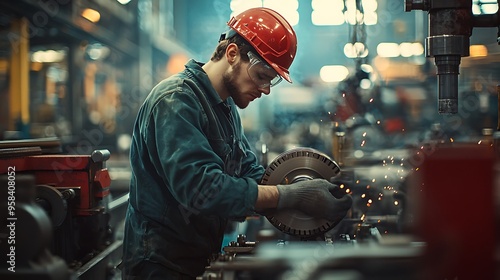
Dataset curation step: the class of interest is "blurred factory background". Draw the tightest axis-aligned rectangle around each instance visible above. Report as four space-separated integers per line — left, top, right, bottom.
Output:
0 0 499 279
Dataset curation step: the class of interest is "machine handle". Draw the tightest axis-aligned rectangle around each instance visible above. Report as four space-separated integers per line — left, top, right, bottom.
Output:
91 149 110 163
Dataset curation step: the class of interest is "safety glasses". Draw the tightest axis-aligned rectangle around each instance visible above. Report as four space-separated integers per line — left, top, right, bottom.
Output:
246 51 282 89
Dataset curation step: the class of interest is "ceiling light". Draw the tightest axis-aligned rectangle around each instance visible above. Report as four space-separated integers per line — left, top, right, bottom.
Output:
82 8 100 23
320 65 349 83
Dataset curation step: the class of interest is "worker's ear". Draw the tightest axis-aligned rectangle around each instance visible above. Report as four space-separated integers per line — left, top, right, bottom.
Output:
225 43 239 64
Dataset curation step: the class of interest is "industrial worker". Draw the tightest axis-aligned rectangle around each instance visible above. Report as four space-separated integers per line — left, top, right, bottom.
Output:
121 7 352 280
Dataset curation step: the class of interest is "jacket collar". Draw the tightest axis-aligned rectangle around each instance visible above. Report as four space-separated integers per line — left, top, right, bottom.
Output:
184 59 224 107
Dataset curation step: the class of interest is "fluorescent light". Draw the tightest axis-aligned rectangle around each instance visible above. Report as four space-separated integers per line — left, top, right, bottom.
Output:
344 43 369 58
411 42 424 56
377 43 400 58
312 10 344 25
31 50 66 63
399 42 413 57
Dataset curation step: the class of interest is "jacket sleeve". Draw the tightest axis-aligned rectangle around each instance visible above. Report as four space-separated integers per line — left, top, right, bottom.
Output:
143 86 259 219
238 133 265 182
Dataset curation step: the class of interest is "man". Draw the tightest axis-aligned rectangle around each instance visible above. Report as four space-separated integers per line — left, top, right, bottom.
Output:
121 7 352 280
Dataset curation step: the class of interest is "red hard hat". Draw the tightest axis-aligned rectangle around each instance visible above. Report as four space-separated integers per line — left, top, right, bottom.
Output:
227 7 297 83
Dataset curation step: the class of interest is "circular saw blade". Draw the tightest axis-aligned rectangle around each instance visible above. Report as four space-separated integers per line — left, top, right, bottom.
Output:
261 147 341 237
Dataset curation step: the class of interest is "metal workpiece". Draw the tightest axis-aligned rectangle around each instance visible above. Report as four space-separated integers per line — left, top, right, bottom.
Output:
260 148 341 238
223 234 258 255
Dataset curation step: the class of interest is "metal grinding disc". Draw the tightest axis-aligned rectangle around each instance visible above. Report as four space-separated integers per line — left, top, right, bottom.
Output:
260 147 341 237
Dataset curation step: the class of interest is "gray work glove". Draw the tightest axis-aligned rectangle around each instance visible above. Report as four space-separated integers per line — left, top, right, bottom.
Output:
276 178 352 222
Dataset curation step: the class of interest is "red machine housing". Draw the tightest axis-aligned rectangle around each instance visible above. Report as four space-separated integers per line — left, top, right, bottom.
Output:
0 152 111 216
407 143 497 280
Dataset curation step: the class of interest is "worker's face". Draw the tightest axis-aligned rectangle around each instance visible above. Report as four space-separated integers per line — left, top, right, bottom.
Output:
222 50 274 109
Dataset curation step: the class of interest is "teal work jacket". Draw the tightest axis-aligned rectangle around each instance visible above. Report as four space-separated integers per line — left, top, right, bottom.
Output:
121 59 265 278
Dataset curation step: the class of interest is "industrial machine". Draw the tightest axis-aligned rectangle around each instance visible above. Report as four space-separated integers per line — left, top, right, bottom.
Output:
198 147 421 280
198 141 498 280
0 138 123 280
405 0 500 114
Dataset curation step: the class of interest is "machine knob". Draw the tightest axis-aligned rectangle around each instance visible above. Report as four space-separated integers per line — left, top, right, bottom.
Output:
91 149 111 163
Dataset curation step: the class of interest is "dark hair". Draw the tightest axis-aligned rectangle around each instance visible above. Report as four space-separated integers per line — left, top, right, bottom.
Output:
210 33 255 62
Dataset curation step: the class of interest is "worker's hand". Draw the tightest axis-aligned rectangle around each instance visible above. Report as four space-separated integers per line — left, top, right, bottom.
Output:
276 178 352 222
